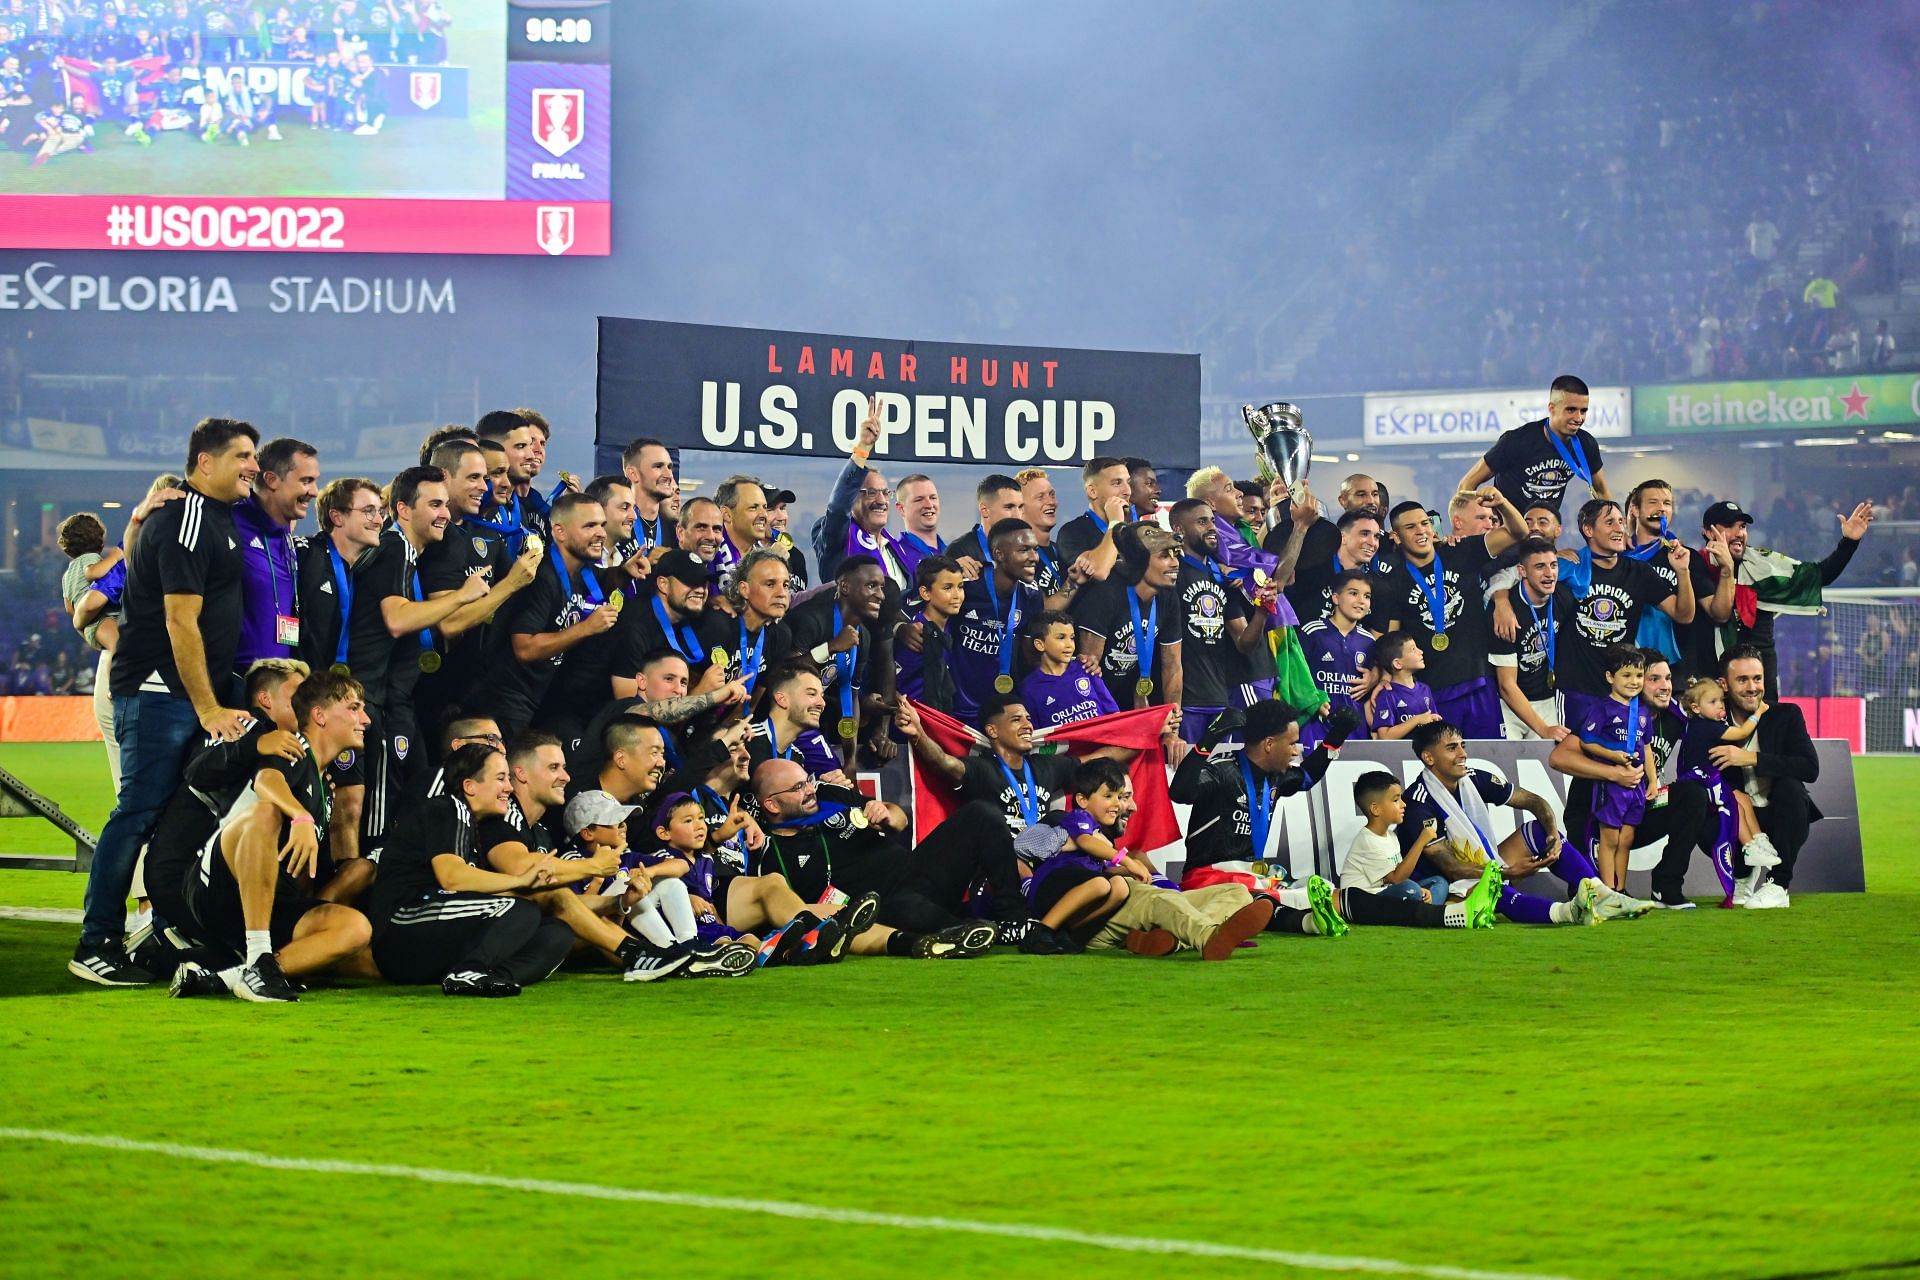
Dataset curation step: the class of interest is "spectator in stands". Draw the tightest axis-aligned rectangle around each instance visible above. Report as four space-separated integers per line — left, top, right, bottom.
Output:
1869 320 1896 370
1803 271 1839 312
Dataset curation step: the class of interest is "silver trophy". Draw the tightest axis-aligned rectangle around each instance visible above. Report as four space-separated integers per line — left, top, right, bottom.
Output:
1242 401 1312 502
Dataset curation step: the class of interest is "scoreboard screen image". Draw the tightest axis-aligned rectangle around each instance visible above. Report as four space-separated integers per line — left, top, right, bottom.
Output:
0 1 609 255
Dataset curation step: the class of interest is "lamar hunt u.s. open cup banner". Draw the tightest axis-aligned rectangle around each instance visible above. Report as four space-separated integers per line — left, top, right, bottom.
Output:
594 317 1201 473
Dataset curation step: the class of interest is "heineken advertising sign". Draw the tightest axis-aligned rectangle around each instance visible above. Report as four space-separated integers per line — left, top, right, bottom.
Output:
1637 373 1920 435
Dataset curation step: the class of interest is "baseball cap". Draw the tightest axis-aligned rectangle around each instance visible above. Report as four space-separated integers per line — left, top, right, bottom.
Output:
563 789 639 835
1701 501 1754 528
766 488 797 506
653 548 711 587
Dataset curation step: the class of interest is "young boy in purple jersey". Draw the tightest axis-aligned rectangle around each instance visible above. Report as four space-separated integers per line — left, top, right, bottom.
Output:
632 792 759 973
1574 644 1657 891
1368 632 1440 741
1022 758 1152 952
1018 610 1118 730
894 554 962 712
1298 571 1376 752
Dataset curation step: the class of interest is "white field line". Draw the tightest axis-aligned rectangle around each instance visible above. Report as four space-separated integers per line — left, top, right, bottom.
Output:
0 906 82 923
0 1128 1574 1280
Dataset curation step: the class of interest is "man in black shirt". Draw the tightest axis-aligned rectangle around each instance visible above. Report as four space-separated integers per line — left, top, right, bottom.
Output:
1489 537 1576 742
1555 498 1694 732
1169 499 1271 738
1688 499 1873 700
475 412 542 552
1052 456 1132 578
348 467 490 859
786 555 889 753
1379 495 1522 739
609 548 714 699
1073 522 1185 717
704 546 794 699
170 669 378 1003
621 437 679 553
1459 374 1612 510
1283 506 1386 628
76 417 259 986
752 758 997 957
945 473 1025 569
897 694 1074 836
483 491 619 738
417 439 541 735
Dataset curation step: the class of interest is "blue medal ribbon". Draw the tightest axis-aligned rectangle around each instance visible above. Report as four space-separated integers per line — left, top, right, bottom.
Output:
1239 756 1273 865
637 510 667 548
409 565 433 656
1544 423 1595 492
1623 700 1642 758
830 603 859 726
652 595 705 663
469 492 525 556
998 756 1040 828
900 532 945 559
738 617 767 692
1181 553 1223 585
990 573 1024 685
550 539 605 607
1625 515 1671 563
1126 587 1158 687
1405 556 1448 640
324 538 355 665
1523 587 1555 680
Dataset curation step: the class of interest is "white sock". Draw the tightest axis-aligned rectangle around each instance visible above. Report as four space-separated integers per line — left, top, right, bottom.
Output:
649 878 698 943
1549 901 1574 924
626 902 674 948
1276 886 1311 911
1444 902 1468 928
244 930 271 965
1299 915 1321 936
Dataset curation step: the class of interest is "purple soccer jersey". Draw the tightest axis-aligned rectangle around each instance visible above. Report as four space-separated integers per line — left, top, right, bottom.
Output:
1018 664 1120 730
1370 680 1437 732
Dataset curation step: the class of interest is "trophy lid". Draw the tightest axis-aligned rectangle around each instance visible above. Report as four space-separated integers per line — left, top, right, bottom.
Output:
1243 402 1306 432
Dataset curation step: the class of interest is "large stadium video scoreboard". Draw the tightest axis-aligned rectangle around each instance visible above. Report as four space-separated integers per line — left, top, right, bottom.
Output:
0 1 611 256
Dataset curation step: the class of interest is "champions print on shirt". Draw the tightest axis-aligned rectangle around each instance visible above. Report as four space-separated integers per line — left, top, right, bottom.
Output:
1573 581 1633 648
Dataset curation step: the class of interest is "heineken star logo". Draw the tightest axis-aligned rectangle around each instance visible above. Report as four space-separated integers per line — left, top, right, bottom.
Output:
1840 382 1871 419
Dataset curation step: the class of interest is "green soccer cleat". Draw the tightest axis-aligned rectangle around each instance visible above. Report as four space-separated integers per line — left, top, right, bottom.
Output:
1307 875 1349 939
1465 863 1502 929
1593 886 1656 922
1571 877 1604 926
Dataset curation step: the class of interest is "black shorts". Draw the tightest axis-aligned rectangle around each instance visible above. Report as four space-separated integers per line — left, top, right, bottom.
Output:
1031 864 1115 918
180 826 324 952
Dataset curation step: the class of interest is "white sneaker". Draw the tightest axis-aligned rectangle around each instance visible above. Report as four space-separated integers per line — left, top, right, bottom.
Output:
1594 888 1656 921
1569 877 1603 926
1745 883 1790 910
1742 835 1782 869
267 125 283 140
1729 879 1754 907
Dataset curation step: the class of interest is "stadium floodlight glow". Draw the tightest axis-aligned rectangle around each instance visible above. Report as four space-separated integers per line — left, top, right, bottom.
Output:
1792 437 1854 447
1879 432 1916 442
1345 453 1361 462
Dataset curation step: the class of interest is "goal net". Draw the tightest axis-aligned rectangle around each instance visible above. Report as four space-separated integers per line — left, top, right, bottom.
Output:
1780 588 1920 752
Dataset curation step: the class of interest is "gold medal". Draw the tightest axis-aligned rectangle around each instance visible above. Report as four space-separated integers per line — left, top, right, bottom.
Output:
1430 633 1450 652
1135 677 1154 698
524 533 544 558
849 809 870 830
1546 671 1556 691
605 590 624 615
1250 860 1271 878
329 662 350 677
994 674 1014 694
1252 568 1271 588
838 716 858 740
710 647 728 671
418 651 442 674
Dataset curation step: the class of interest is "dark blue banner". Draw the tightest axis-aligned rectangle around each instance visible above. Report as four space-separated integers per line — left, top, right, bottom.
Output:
595 317 1200 474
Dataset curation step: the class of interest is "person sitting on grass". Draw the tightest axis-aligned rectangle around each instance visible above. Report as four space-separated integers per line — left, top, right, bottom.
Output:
1017 609 1118 730
1343 771 1451 908
1574 644 1657 893
168 669 382 1003
1367 632 1441 741
1018 758 1149 954
622 789 762 974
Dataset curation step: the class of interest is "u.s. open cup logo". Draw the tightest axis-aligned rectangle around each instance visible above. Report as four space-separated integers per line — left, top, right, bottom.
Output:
532 87 584 157
536 206 575 255
409 71 442 110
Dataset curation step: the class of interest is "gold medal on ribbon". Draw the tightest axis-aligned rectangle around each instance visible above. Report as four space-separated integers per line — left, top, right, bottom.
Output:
1250 860 1271 878
838 716 858 740
1430 633 1450 652
994 674 1014 694
1135 677 1154 698
710 647 728 671
329 662 350 677
524 533 544 558
418 651 442 674
849 809 870 830
605 590 624 615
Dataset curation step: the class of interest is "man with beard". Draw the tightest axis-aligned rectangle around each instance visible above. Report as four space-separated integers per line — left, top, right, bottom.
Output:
347 467 490 860
482 493 619 740
574 650 750 787
1689 499 1874 699
1459 374 1613 509
892 472 948 577
621 437 678 552
1016 467 1067 594
704 546 794 698
1555 499 1695 732
1169 499 1273 742
585 474 653 595
713 474 771 590
417 440 541 736
1378 492 1525 739
786 556 890 755
1622 479 1727 675
948 518 1082 721
609 548 716 699
1074 522 1186 724
474 411 542 550
751 758 998 958
1265 472 1389 569
746 662 854 789
1708 647 1822 909
944 474 1025 572
813 398 912 591
1284 506 1387 629
1189 466 1310 597
233 438 320 669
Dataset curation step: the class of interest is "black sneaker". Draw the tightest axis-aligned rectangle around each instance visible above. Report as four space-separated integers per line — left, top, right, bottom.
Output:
685 941 757 978
221 954 301 1003
793 916 845 965
622 944 693 984
168 960 228 998
994 918 1039 947
756 912 819 969
838 892 881 942
127 929 182 981
918 921 996 959
68 941 158 987
1017 924 1075 956
1651 889 1697 911
442 968 522 997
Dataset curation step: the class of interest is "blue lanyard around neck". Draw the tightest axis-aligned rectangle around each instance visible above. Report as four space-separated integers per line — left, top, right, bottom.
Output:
830 603 859 724
1523 588 1555 675
325 538 354 665
1545 424 1594 490
1181 554 1222 584
652 594 703 662
1239 755 1273 865
637 509 667 548
738 617 767 692
998 755 1039 828
550 540 604 606
1127 587 1157 678
990 572 1023 682
1406 556 1447 638
1625 516 1670 562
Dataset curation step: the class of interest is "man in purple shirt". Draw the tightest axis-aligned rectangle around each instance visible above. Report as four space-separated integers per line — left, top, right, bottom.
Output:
231 438 320 671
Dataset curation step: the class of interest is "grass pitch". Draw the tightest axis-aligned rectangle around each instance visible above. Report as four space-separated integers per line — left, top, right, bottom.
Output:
2 744 1916 1280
